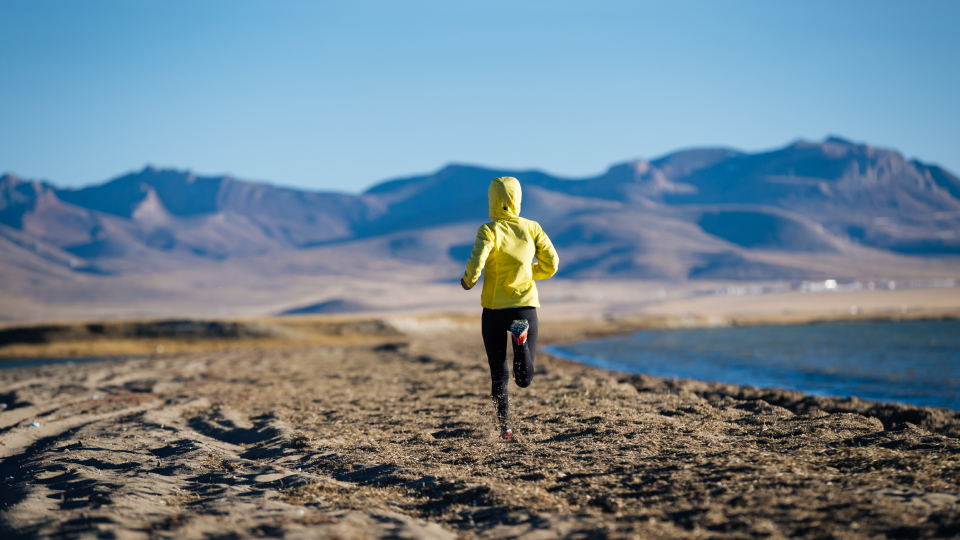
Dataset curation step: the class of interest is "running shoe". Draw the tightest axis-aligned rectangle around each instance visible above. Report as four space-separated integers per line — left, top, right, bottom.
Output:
499 429 513 442
510 319 529 346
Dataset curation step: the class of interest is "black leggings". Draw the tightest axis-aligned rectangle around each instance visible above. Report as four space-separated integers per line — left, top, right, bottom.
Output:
482 306 538 431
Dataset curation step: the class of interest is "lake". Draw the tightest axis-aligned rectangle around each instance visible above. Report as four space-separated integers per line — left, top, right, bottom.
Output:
0 356 130 371
544 319 960 411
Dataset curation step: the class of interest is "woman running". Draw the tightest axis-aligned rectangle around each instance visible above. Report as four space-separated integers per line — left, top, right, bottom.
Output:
460 176 559 441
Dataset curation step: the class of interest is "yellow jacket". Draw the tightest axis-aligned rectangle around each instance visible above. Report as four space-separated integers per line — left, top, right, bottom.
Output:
462 177 559 309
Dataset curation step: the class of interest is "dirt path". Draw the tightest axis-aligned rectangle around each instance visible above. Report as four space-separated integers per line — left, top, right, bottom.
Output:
1 327 958 539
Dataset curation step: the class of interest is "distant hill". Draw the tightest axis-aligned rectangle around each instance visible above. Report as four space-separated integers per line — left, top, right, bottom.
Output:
2 136 959 320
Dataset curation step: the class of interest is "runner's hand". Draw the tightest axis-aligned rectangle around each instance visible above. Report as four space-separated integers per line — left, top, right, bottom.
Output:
460 278 471 290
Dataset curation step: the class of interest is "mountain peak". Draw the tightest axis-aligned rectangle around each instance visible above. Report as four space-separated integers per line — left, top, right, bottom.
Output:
130 185 171 224
824 135 855 145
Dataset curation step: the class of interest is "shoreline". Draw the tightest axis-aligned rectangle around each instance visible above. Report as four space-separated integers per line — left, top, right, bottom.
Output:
2 310 958 415
541 318 960 414
1 306 958 359
2 310 957 416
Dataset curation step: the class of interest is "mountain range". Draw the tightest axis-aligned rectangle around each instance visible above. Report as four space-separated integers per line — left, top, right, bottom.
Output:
2 136 959 320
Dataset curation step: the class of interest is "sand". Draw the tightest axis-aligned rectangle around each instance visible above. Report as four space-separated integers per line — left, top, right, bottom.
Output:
1 316 959 539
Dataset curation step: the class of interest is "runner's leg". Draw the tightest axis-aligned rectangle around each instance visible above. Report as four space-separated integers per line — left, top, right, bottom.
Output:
512 307 538 388
481 308 510 431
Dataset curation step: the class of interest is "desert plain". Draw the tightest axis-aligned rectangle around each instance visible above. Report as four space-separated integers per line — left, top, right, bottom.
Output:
1 286 960 539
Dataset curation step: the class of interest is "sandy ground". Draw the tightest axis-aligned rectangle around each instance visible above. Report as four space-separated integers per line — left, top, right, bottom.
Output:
1 316 959 539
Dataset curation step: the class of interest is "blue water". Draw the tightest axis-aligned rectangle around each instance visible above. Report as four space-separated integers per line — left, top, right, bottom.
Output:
545 319 960 411
0 356 129 370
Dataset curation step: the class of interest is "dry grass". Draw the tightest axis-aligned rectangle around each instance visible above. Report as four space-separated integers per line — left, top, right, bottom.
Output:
829 446 960 482
164 487 202 508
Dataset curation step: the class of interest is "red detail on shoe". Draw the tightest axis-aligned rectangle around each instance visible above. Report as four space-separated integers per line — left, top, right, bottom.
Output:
512 329 528 346
499 429 513 441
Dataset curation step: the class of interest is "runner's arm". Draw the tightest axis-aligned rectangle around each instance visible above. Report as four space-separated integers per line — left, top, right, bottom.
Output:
462 225 494 289
531 223 559 280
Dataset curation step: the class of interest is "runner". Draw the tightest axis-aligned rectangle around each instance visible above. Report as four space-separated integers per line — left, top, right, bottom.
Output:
460 176 559 441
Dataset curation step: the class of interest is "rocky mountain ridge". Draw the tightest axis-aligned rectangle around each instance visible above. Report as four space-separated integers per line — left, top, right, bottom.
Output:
2 137 959 284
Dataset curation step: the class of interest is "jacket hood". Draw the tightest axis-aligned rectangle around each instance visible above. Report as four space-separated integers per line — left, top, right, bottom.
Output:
489 176 521 221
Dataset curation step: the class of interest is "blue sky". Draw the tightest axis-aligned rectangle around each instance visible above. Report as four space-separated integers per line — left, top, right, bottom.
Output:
1 1 958 192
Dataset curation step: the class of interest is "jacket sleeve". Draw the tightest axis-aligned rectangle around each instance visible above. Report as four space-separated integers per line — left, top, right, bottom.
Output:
531 222 559 280
462 225 495 288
